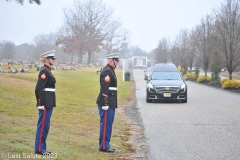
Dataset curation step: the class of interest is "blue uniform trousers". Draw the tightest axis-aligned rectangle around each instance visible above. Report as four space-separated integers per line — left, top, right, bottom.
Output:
98 106 115 150
35 108 53 153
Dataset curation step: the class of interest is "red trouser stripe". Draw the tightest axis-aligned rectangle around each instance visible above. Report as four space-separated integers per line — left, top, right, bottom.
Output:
102 110 107 150
38 109 46 153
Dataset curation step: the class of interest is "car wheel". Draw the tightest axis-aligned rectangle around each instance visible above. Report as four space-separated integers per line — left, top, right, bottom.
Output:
181 97 187 103
146 93 151 103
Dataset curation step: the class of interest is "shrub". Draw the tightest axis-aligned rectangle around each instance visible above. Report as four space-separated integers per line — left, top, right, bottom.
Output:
185 72 195 79
178 67 182 72
178 67 185 76
220 78 229 84
182 67 187 75
197 75 211 83
222 80 240 89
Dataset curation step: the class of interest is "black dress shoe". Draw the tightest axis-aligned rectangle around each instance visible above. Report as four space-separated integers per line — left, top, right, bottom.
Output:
35 151 51 155
99 148 115 152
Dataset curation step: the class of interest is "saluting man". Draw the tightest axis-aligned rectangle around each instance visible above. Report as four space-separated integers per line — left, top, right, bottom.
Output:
34 50 57 155
96 52 120 153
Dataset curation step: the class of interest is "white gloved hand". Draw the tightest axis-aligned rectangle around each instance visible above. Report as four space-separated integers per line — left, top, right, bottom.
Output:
102 106 109 110
37 106 45 110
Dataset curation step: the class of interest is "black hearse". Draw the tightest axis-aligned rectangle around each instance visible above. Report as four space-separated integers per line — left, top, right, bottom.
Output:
146 63 187 103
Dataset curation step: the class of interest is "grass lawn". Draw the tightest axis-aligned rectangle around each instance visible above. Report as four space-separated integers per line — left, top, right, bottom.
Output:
0 64 135 160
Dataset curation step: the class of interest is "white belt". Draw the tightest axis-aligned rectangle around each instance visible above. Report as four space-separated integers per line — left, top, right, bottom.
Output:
43 88 55 92
109 87 117 90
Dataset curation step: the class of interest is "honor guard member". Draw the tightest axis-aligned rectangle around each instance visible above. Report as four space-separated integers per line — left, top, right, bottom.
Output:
96 52 120 152
34 50 57 155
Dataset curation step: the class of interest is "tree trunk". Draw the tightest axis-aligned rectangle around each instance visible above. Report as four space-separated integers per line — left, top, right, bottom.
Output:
228 66 233 80
229 73 232 80
71 53 74 67
88 51 92 64
204 71 207 77
78 50 82 64
71 53 73 63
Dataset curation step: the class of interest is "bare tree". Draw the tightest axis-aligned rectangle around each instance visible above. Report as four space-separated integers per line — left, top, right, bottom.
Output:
34 33 58 46
155 37 170 63
0 41 16 59
33 33 60 60
173 29 189 69
102 20 127 55
214 0 240 79
15 43 35 61
129 46 146 57
170 43 180 66
56 23 81 62
119 36 129 58
0 43 4 59
57 0 118 64
56 2 90 64
6 0 41 5
195 14 214 77
185 29 197 70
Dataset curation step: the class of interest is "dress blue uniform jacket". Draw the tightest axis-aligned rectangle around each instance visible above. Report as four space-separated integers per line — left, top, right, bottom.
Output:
96 64 117 108
35 65 56 108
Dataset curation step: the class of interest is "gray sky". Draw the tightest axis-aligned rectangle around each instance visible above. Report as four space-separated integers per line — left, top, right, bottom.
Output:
0 0 222 52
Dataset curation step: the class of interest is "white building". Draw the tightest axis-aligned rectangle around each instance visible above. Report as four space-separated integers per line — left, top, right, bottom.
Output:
131 56 148 69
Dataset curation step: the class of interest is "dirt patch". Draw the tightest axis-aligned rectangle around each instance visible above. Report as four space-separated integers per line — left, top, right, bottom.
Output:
123 99 147 160
117 96 147 160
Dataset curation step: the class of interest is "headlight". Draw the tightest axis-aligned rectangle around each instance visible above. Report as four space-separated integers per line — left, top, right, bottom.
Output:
147 83 155 92
180 83 186 92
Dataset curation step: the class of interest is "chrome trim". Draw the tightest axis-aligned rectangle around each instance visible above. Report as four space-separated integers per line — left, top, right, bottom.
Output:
154 86 180 93
149 95 157 99
177 96 186 99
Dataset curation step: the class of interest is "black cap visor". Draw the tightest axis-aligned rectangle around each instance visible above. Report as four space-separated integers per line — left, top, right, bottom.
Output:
48 56 57 60
113 58 120 62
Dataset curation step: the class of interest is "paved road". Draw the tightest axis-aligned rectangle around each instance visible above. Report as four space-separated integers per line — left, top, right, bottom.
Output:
133 69 240 160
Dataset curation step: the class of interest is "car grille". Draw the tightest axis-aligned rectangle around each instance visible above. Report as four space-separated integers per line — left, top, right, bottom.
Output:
155 86 179 93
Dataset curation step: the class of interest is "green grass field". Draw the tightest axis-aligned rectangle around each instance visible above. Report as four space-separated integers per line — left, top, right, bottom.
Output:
0 64 135 160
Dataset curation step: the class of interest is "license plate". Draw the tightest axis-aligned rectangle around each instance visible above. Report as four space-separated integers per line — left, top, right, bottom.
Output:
163 93 171 97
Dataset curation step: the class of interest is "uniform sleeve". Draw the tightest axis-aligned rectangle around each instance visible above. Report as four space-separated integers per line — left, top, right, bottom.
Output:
35 69 49 106
100 70 111 106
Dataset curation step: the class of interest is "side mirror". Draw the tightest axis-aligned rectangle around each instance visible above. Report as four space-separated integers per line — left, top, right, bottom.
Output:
147 77 150 82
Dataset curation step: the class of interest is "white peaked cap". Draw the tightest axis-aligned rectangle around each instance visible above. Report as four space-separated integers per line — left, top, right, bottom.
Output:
105 52 120 59
40 50 57 59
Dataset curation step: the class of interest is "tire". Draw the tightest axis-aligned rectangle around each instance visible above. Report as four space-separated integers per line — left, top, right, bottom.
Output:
146 93 151 103
181 97 187 103
146 99 151 103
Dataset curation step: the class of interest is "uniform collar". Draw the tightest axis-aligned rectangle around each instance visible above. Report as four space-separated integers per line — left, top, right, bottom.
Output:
107 64 115 70
44 64 51 70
